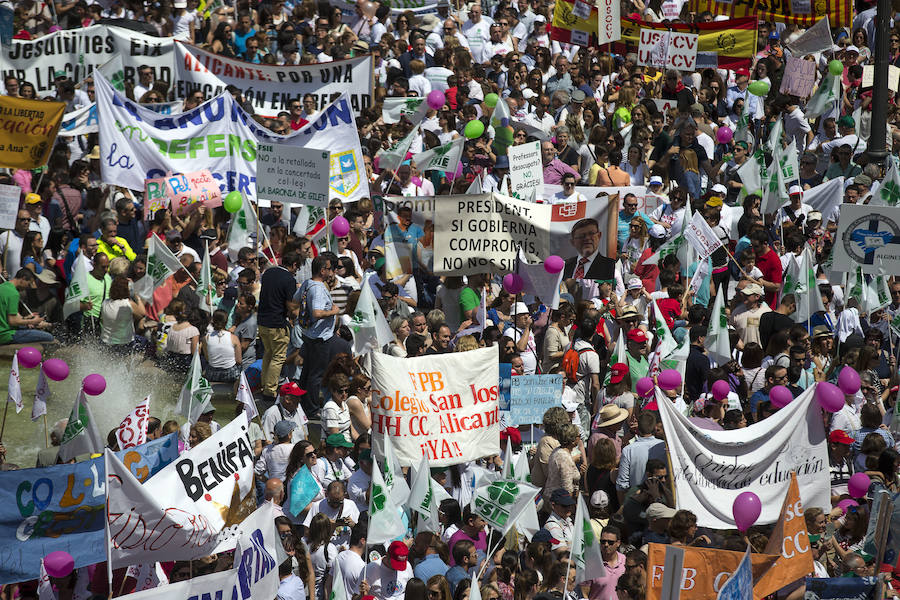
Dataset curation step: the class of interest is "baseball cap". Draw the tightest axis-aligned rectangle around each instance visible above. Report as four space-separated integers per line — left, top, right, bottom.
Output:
374 256 386 270
788 184 803 196
590 490 610 509
854 174 872 187
500 427 522 444
25 193 42 204
643 400 659 411
326 433 353 448
742 283 764 296
627 277 643 290
279 382 307 396
173 0 187 7
387 541 409 570
646 502 677 519
649 224 667 239
808 211 822 222
829 430 854 445
627 329 648 344
561 387 580 412
735 68 751 77
534 14 546 22
610 362 628 384
510 302 529 315
649 175 663 186
523 89 537 100
838 115 856 128
711 183 728 195
274 420 297 438
550 488 576 506
845 44 859 54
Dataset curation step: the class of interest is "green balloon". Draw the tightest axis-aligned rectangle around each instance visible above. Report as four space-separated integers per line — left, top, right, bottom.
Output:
464 119 485 139
828 59 844 76
748 80 769 96
485 93 499 108
224 190 242 213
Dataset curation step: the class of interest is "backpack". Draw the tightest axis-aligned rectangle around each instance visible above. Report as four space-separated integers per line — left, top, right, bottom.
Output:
296 280 314 330
562 343 593 383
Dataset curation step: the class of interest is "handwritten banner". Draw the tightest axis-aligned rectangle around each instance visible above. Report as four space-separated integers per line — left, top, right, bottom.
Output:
508 374 563 426
113 432 179 483
0 95 65 169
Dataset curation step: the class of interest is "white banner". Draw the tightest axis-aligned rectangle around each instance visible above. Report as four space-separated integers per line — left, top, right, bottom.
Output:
115 396 150 450
369 346 500 467
175 44 373 117
433 193 552 275
656 386 829 530
508 141 543 201
0 26 175 96
684 211 723 258
59 101 183 138
96 73 365 204
596 0 622 44
832 204 900 274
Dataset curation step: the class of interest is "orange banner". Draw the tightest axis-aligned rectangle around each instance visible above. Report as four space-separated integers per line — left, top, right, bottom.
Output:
646 544 778 600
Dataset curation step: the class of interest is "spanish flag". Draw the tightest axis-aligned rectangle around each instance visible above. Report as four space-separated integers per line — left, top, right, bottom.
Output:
688 0 853 27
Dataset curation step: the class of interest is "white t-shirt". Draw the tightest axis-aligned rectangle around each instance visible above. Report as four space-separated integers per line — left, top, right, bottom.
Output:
505 325 537 374
335 550 367 596
303 498 360 549
172 11 195 41
347 468 371 513
362 561 414 600
322 400 352 442
307 541 337 600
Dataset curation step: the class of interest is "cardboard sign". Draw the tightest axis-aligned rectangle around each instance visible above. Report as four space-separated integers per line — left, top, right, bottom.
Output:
638 29 698 70
667 32 699 70
143 170 222 219
0 184 19 230
257 144 330 208
508 141 544 201
597 0 621 44
507 374 563 426
779 57 817 98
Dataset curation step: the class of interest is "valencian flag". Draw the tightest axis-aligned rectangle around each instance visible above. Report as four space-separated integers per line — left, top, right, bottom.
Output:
688 0 852 27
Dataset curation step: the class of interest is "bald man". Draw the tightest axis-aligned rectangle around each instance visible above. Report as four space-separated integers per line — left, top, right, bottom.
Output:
265 478 285 516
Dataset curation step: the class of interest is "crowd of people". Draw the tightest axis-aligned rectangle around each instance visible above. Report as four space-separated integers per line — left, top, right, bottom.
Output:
0 0 899 598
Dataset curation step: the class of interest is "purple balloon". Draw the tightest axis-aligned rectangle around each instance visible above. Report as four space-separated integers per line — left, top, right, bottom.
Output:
427 89 446 110
711 380 730 401
544 255 564 274
657 369 682 391
42 358 69 382
17 346 42 368
82 373 107 396
838 366 861 395
44 550 74 578
816 381 845 413
330 215 350 238
716 126 734 144
769 385 793 409
732 491 761 532
848 472 871 499
636 377 655 398
837 498 859 514
503 273 524 295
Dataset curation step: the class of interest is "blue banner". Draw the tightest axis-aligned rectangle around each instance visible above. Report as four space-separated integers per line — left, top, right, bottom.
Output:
0 456 106 584
804 577 876 600
716 547 752 600
507 374 564 426
113 433 178 483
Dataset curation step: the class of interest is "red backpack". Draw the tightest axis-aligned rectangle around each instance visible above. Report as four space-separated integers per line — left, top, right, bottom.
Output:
562 343 593 383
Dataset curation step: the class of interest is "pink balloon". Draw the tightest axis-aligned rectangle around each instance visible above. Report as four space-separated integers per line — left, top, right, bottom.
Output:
657 369 682 391
636 377 655 398
769 385 793 409
82 374 106 396
503 273 524 294
838 366 861 395
42 358 69 382
716 126 734 144
732 491 761 532
330 215 350 237
427 89 446 111
544 255 564 274
17 346 42 368
848 472 871 499
44 550 74 578
711 380 730 402
837 498 859 514
816 381 845 413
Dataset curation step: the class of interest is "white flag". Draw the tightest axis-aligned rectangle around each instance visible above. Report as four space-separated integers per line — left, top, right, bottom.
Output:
115 396 150 450
38 560 55 600
468 573 482 600
805 74 840 119
572 493 606 583
63 253 92 318
237 371 258 420
704 287 732 367
175 349 213 424
125 563 168 592
683 211 723 259
736 151 763 198
794 176 844 220
467 174 482 194
350 273 393 355
6 351 22 414
410 137 464 174
516 249 563 309
196 242 215 313
32 365 49 421
409 453 451 532
500 452 540 540
787 16 832 55
367 458 406 545
471 478 540 535
376 126 419 173
133 235 185 301
381 433 411 505
875 159 900 206
58 389 104 462
329 555 348 600
226 192 260 262
382 97 429 125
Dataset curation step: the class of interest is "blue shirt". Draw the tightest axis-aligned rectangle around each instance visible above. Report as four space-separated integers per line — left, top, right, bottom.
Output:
750 389 770 414
277 574 306 600
615 435 666 491
293 279 334 340
414 554 450 582
446 566 468 595
388 223 424 246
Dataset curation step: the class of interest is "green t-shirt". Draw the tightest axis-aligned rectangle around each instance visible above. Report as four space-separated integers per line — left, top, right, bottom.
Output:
86 273 111 318
459 287 480 316
0 281 19 344
626 352 649 392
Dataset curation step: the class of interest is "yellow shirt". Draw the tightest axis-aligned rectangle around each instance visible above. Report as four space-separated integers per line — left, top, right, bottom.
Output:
97 236 136 261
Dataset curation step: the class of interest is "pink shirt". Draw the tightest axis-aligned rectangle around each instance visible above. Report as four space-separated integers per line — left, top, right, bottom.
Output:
447 528 487 566
588 552 626 600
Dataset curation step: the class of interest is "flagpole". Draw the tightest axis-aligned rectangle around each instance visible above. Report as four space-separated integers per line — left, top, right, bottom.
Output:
43 413 49 447
0 400 8 442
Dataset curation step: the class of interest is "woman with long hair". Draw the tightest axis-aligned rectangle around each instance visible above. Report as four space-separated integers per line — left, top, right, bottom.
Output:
405 579 427 600
101 276 146 351
386 316 410 357
622 216 649 273
438 498 463 543
427 575 452 600
392 11 414 41
345 374 372 438
585 437 620 513
543 424 581 498
305 513 336 600
811 329 835 381
322 372 352 441
531 406 570 490
741 342 766 398
202 309 242 384
165 299 199 371
622 144 649 185
668 510 710 546
284 440 324 515
512 569 539 600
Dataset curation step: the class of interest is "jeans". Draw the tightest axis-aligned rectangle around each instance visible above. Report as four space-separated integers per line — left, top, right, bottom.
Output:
680 170 702 200
259 325 289 397
298 335 331 416
11 329 55 343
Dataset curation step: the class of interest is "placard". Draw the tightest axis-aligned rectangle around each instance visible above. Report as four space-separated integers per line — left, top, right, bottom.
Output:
832 204 900 274
508 141 543 201
779 56 817 97
508 374 563 426
257 144 330 207
0 183 19 230
596 0 622 44
142 170 222 219
638 29 670 67
667 32 699 71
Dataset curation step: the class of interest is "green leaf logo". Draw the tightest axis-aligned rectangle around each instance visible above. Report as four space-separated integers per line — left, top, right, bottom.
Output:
583 519 594 546
372 483 387 513
487 481 518 505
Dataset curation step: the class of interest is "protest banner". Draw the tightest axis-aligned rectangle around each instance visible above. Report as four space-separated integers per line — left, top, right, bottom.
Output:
175 44 373 117
638 30 698 70
716 547 753 600
544 193 619 264
596 0 621 44
113 432 179 483
0 95 65 169
0 26 175 96
656 385 829 530
687 0 852 26
508 374 563 426
831 204 900 275
508 141 543 201
647 544 779 600
143 170 222 218
96 73 365 204
433 193 552 275
0 456 106 584
684 211 724 258
779 57 817 98
257 144 330 207
144 177 169 219
549 0 598 46
804 577 878 600
369 346 500 467
0 183 19 230
59 101 182 138
612 17 758 70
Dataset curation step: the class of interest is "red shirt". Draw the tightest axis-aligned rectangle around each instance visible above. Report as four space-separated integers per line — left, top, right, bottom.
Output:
755 247 783 307
656 297 682 330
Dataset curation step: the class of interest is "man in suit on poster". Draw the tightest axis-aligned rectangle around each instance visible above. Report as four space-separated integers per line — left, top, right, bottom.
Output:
562 217 616 301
